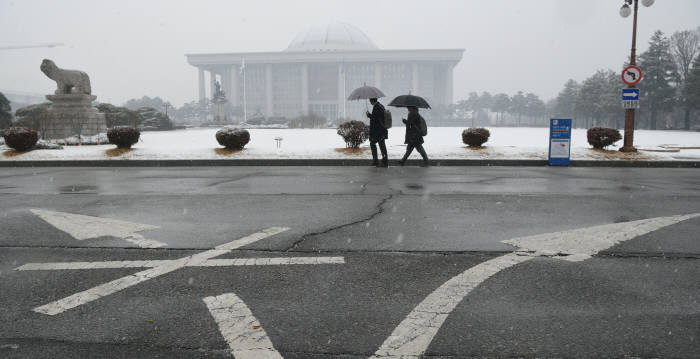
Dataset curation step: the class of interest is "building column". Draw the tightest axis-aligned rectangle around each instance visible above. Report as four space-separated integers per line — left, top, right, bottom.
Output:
412 63 419 95
198 68 205 103
230 67 239 107
209 71 217 100
445 63 454 105
301 64 309 115
265 64 273 118
374 63 382 89
221 67 231 102
337 63 345 119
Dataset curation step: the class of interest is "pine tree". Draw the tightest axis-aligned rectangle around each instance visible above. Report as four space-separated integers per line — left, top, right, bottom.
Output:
524 93 546 125
491 93 510 124
509 91 526 126
638 30 678 130
575 70 620 128
0 92 12 129
553 79 580 119
682 54 700 129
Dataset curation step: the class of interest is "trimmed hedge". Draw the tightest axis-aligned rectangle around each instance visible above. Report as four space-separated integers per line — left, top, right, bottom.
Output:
462 127 490 147
337 120 369 148
216 127 250 149
587 127 621 149
3 126 39 152
107 126 140 149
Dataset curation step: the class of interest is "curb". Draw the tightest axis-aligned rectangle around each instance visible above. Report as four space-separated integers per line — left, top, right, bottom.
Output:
0 159 698 168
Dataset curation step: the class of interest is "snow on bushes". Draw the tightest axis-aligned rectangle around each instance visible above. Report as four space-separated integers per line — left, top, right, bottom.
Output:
337 120 369 148
107 126 140 149
216 127 250 149
462 127 490 147
587 127 621 149
3 126 39 152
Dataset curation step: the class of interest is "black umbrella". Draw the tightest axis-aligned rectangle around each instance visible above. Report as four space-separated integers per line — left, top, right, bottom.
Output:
388 94 431 109
346 83 386 101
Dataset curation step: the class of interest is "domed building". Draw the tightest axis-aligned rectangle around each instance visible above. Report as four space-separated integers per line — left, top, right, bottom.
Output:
186 22 463 123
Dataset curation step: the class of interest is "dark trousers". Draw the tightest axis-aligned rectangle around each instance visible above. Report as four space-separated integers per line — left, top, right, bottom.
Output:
370 139 388 163
402 144 428 162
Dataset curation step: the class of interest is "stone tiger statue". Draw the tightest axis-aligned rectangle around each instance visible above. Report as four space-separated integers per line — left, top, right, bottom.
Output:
40 59 92 95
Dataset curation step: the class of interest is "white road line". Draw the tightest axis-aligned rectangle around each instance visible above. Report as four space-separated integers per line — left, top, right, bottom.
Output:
204 293 283 359
197 257 346 266
15 260 172 270
31 227 289 316
371 213 700 358
16 257 346 271
370 253 532 359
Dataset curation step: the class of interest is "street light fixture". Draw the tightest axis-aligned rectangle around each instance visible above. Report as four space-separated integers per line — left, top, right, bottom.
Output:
618 0 655 153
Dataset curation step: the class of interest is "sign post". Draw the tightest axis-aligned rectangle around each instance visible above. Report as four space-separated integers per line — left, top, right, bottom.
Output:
548 118 572 166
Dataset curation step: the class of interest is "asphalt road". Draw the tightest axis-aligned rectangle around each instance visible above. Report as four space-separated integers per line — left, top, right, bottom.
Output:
0 166 698 358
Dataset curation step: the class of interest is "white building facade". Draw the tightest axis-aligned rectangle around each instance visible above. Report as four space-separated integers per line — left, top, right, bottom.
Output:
186 23 464 123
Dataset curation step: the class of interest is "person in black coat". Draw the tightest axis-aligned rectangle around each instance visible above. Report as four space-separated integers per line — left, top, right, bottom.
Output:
365 98 388 167
398 106 429 166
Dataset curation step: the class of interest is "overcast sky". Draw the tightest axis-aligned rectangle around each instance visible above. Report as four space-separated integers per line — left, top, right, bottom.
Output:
1 0 699 106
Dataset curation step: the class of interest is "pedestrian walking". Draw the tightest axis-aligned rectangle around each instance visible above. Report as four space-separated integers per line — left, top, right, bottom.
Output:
398 106 429 167
366 98 389 167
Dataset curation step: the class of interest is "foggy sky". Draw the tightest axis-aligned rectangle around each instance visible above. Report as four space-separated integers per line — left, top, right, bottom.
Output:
1 0 699 107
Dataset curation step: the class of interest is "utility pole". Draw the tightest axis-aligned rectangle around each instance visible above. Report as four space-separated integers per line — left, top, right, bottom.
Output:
619 0 656 152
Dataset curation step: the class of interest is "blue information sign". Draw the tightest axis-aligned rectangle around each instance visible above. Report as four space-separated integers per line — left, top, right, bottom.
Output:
622 88 639 100
549 118 572 166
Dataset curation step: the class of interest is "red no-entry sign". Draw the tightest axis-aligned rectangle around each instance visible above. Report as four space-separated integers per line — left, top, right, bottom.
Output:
622 65 643 86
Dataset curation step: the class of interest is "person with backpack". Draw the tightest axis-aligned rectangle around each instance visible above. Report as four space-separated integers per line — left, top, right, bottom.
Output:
398 106 429 167
366 98 389 167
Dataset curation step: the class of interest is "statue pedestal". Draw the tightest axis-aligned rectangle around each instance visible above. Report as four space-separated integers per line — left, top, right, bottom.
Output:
43 94 106 139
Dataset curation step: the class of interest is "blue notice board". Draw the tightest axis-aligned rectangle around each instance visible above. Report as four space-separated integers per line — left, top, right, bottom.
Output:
548 118 572 166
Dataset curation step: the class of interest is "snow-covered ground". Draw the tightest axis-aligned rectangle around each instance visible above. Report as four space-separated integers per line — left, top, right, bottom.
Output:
2 127 699 161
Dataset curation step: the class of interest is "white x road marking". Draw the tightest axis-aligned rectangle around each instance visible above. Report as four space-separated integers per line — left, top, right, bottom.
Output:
370 213 700 359
16 227 345 316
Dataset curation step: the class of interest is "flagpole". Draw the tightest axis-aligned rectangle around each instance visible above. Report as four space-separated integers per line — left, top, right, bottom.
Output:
241 59 247 124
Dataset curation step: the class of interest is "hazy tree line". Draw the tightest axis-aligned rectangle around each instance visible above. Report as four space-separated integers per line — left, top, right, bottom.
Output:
552 27 700 130
428 91 548 127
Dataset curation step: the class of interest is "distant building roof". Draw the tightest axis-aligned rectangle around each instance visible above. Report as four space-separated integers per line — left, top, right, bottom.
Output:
285 22 378 52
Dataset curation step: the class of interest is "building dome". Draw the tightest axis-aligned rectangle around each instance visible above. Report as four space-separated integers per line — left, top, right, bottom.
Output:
285 22 377 52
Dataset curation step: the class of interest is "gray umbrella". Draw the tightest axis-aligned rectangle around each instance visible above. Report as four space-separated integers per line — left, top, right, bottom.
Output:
346 83 386 101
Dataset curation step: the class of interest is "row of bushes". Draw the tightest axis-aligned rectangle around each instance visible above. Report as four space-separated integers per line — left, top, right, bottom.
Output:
2 125 623 153
1 126 142 152
334 121 621 149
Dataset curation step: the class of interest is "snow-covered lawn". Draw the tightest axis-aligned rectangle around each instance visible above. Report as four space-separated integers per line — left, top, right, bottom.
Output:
2 127 699 161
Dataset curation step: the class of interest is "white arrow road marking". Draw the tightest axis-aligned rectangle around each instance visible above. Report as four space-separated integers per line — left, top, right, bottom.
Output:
16 257 346 271
370 213 700 359
503 213 700 262
30 209 166 248
28 227 290 315
204 293 284 359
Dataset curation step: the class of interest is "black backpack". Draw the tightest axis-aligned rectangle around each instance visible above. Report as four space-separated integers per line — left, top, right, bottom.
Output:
417 115 427 136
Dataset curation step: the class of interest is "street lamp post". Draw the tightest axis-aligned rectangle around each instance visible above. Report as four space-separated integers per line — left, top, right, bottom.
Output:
619 0 655 152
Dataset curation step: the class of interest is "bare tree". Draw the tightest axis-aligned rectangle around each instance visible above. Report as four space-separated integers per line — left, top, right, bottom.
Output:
670 30 700 129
